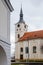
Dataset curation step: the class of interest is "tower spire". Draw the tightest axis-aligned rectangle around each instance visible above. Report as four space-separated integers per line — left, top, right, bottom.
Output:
20 5 23 22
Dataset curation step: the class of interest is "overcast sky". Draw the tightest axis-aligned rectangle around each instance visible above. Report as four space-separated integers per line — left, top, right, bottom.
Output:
10 0 43 57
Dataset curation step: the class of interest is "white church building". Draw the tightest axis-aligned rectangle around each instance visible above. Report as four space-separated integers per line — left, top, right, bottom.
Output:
0 0 13 65
15 7 43 61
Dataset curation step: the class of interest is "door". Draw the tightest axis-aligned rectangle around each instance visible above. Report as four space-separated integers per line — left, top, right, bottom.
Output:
20 54 23 59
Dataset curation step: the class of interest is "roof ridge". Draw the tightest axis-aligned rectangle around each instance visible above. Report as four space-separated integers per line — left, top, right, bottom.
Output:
18 30 43 42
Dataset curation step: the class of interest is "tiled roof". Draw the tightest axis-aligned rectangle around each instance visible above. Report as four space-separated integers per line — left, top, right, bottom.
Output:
18 30 43 42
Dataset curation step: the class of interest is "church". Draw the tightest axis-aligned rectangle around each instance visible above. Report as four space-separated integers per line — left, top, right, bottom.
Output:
0 0 13 65
15 7 43 61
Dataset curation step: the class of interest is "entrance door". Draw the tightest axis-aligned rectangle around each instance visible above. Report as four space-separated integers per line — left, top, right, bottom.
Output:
20 54 23 59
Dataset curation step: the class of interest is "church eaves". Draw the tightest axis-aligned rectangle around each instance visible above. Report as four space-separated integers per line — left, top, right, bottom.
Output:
4 0 14 12
18 30 43 42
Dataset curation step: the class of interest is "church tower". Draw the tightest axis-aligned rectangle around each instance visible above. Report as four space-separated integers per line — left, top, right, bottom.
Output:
15 7 28 42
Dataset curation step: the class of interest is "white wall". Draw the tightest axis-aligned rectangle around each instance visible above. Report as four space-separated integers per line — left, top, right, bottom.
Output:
39 39 43 59
23 41 29 59
15 41 29 60
15 22 28 42
0 0 10 42
15 38 43 60
0 0 10 65
29 39 40 59
15 42 23 59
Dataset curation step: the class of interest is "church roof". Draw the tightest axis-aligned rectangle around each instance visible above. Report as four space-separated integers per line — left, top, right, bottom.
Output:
15 7 25 25
16 6 25 24
18 30 43 42
4 0 14 12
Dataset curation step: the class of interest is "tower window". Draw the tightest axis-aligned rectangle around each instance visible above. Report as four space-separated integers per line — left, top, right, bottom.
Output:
17 24 20 27
24 25 26 28
20 47 23 52
33 46 36 53
25 47 29 53
18 34 20 38
17 29 18 31
19 28 21 30
40 46 43 53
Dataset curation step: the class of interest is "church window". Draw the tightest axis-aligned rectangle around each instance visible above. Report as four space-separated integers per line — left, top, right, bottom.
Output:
33 46 36 53
40 46 43 53
17 29 18 31
17 24 20 27
20 47 23 52
18 34 20 38
25 47 29 53
19 28 21 30
24 25 26 28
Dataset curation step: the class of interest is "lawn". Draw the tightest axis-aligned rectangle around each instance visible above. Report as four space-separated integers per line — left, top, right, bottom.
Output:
11 63 25 65
11 63 19 65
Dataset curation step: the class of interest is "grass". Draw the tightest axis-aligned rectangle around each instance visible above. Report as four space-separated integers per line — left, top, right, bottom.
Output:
11 63 19 65
11 59 43 65
11 64 25 65
11 63 26 65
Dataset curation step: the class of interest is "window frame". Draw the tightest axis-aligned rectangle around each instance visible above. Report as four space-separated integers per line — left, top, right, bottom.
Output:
18 34 20 38
20 47 23 52
25 47 29 54
33 46 36 53
24 25 26 28
40 46 43 53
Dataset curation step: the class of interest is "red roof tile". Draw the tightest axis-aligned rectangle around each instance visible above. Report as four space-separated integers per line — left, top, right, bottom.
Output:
18 30 43 42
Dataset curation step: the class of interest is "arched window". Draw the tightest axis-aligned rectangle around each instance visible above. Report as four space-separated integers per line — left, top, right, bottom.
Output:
20 47 23 52
40 46 43 53
18 34 20 38
33 46 36 53
25 47 29 53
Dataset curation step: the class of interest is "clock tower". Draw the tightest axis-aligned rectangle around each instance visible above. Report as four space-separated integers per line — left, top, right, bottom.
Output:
15 7 28 42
